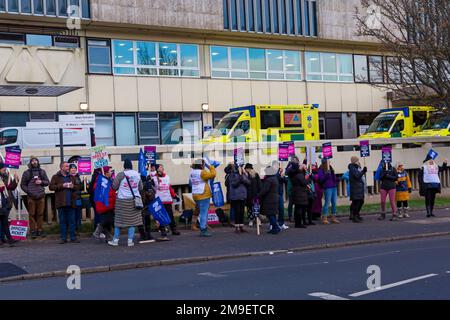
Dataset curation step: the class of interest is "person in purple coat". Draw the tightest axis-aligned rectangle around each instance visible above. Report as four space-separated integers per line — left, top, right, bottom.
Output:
318 158 340 224
310 163 322 221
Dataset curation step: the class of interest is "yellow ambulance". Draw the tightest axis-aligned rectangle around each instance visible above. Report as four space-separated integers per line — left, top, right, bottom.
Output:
203 104 320 143
413 112 450 137
359 106 435 139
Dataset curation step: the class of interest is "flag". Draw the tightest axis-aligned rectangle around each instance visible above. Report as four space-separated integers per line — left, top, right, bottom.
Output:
374 160 383 181
147 197 171 226
94 175 112 207
138 148 147 177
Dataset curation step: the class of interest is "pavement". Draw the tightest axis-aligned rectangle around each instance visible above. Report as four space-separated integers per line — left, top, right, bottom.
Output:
1 207 450 282
1 236 450 300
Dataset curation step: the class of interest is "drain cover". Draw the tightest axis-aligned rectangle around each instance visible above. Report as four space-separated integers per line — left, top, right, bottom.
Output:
0 263 28 279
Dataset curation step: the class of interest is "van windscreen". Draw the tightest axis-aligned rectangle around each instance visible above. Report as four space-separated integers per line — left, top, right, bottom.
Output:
214 112 243 136
422 117 450 130
366 113 398 133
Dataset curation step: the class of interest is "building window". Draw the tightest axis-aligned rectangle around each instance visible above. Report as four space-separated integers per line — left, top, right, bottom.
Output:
0 33 25 45
0 32 79 48
305 52 354 82
211 45 302 80
354 54 368 83
160 113 182 145
29 112 56 121
138 113 160 145
386 56 401 84
115 114 137 146
87 39 111 74
182 113 202 143
0 112 29 127
53 35 79 48
0 0 90 18
26 34 52 46
94 113 114 146
223 0 317 37
368 55 384 83
112 40 199 77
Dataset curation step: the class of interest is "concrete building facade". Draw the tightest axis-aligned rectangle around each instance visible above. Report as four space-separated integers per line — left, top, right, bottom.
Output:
0 0 392 146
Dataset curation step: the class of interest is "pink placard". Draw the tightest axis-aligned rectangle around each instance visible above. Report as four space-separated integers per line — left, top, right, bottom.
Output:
5 147 21 169
208 209 220 225
322 142 333 159
77 157 92 175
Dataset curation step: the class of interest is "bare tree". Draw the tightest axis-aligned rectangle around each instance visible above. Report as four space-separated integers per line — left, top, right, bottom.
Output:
355 0 450 110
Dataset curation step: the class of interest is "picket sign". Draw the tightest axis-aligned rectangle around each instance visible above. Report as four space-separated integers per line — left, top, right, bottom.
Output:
9 190 29 241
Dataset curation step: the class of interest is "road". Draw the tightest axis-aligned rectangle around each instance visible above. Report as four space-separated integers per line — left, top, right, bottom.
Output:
1 236 450 300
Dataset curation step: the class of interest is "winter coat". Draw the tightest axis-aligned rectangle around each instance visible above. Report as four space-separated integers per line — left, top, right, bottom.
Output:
245 171 261 205
395 170 412 202
0 173 18 216
348 163 366 201
317 167 338 190
94 177 117 214
290 169 310 206
228 172 250 201
379 165 398 191
418 163 447 196
191 166 216 202
49 171 81 209
20 163 49 200
311 169 323 214
257 175 279 216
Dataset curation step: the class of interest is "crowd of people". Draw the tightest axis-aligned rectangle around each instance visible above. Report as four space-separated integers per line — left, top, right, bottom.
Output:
0 152 447 247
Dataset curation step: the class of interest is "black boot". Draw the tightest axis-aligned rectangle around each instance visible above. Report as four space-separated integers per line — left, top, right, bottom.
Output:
171 226 181 236
426 206 431 218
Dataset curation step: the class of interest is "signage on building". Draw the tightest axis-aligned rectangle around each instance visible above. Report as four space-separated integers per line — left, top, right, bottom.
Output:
59 114 95 129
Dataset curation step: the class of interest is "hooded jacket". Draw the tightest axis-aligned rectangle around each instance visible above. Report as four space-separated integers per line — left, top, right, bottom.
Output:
20 158 49 200
0 172 18 215
257 173 279 216
348 162 366 201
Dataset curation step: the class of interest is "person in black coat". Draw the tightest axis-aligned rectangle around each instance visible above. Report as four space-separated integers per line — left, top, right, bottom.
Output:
244 163 261 227
378 163 398 221
348 156 367 223
288 162 311 228
418 155 448 217
257 166 280 234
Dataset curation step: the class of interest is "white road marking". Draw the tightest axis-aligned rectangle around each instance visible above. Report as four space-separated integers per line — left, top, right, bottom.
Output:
337 250 400 263
446 271 450 274
309 292 349 300
349 273 438 297
220 261 329 274
197 272 227 278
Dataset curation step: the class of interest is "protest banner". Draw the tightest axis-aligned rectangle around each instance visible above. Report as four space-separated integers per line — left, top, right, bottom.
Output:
360 140 370 158
144 146 157 165
278 143 289 162
91 145 109 169
322 142 333 159
4 146 21 169
77 157 92 175
147 198 171 227
9 220 28 241
208 209 220 225
234 147 245 166
212 182 225 207
382 146 392 164
427 149 439 160
287 141 295 157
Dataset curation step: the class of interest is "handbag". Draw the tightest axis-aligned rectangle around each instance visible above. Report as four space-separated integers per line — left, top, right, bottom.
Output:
125 175 144 210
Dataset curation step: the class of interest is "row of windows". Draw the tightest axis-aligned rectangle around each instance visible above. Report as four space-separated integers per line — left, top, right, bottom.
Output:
224 0 317 37
0 32 79 48
0 0 90 18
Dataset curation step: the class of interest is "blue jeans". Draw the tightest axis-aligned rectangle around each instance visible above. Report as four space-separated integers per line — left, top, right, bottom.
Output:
58 207 76 241
322 187 337 216
278 193 285 225
287 194 293 219
75 206 82 231
269 215 281 233
113 227 135 241
197 198 210 231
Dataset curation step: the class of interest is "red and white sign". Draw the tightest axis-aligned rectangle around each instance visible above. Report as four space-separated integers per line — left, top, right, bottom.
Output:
9 220 29 241
208 209 220 225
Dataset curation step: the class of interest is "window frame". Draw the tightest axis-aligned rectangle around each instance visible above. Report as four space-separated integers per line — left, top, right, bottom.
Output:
0 0 90 18
305 51 354 83
138 113 160 145
87 38 112 75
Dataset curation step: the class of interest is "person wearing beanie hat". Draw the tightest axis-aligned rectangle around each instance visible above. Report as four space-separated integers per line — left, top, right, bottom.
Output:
108 159 144 247
348 156 367 223
395 162 412 218
419 156 448 217
0 163 19 246
20 156 50 239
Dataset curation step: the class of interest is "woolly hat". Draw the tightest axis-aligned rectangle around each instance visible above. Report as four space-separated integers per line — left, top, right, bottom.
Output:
351 156 359 164
244 163 253 170
124 159 133 170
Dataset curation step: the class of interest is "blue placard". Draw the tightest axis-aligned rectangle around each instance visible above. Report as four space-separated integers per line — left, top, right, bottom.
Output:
427 149 439 160
147 197 171 227
212 182 225 207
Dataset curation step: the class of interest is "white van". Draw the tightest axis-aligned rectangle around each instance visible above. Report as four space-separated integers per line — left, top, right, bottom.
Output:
0 124 93 150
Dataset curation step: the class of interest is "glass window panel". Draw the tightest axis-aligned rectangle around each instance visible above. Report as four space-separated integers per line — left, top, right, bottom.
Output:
46 0 56 15
180 44 198 68
286 73 301 80
181 70 199 77
223 0 229 29
285 50 300 72
401 59 415 84
369 55 384 83
272 0 279 32
231 71 248 78
0 0 5 11
322 53 337 74
137 68 157 75
323 75 338 81
339 54 353 74
114 67 135 75
354 55 368 82
115 116 136 146
95 117 114 146
160 113 182 144
296 0 302 34
81 0 90 18
387 57 401 84
231 47 247 70
306 74 321 81
303 0 310 35
248 0 254 31
231 0 238 30
239 0 246 30
311 0 317 36
88 46 110 66
280 0 286 33
0 33 25 45
139 120 159 138
8 0 19 12
249 48 266 71
268 73 284 79
211 46 229 69
59 0 68 16
288 0 294 34
268 49 283 71
261 110 281 129
21 0 31 13
26 34 52 46
256 0 263 32
212 70 230 78
159 69 179 76
90 65 111 73
305 52 320 73
136 41 156 66
159 43 178 67
264 0 271 33
113 40 133 65
339 75 353 82
33 0 43 14
250 72 266 79
0 112 28 127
